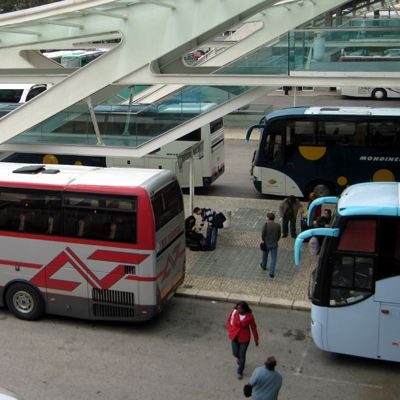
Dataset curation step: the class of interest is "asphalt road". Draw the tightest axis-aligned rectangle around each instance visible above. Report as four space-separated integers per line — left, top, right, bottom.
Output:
0 297 399 400
194 138 261 199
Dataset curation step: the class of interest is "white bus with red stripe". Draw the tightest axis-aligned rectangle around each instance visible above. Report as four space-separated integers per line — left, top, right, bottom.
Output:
0 163 185 321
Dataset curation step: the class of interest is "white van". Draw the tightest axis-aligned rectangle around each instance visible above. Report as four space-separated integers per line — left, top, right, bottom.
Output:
0 84 47 103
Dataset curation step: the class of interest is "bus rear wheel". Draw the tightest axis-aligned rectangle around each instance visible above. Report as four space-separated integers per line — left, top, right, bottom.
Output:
5 283 44 321
308 182 333 198
371 88 387 100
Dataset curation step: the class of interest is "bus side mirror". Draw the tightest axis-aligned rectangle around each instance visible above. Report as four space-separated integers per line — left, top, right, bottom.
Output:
294 228 340 267
246 124 265 142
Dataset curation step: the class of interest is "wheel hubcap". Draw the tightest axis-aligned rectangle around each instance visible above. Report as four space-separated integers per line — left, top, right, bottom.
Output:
13 291 34 314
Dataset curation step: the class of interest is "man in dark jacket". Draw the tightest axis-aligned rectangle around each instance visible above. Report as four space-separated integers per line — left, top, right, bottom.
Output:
260 213 281 278
279 195 303 238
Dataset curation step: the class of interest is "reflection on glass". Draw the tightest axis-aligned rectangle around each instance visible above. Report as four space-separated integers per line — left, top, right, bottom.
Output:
7 85 251 148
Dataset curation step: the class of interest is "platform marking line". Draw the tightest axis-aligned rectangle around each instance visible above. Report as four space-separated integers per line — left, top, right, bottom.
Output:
295 349 308 374
290 372 383 390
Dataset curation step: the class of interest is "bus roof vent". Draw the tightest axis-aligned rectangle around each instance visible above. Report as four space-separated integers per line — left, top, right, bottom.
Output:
12 165 60 175
13 165 46 174
41 168 60 174
320 107 340 112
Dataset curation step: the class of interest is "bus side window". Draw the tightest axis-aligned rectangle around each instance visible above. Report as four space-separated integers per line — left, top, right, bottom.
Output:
0 191 61 234
152 181 183 231
369 122 400 149
63 194 137 243
329 219 376 306
289 120 315 145
0 89 23 103
25 85 46 102
177 128 201 142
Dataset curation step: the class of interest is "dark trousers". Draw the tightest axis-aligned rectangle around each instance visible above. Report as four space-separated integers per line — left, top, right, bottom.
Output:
282 214 297 237
206 225 218 249
231 338 249 375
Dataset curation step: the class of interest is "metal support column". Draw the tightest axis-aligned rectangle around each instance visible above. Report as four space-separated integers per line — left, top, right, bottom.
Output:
189 156 194 214
86 96 104 146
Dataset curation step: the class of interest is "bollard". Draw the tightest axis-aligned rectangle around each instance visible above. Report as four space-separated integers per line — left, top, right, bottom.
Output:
222 209 232 229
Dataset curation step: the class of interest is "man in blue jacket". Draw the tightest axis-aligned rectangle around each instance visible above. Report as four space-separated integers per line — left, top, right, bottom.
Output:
249 356 283 400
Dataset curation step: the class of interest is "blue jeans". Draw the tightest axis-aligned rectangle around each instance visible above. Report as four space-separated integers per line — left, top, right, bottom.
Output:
206 225 218 249
231 338 249 375
261 245 278 275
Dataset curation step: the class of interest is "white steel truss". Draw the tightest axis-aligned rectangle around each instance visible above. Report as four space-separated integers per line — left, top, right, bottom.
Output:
0 0 397 156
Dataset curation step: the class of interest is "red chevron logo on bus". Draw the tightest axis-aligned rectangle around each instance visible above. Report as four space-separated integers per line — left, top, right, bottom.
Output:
31 247 148 291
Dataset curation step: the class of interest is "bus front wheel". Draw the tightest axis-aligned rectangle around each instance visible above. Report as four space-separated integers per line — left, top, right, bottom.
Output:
308 182 333 198
5 283 45 321
371 88 387 100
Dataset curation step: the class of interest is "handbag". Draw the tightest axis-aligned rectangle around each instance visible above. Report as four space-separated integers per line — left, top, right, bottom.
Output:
260 242 266 251
213 212 226 229
243 383 253 398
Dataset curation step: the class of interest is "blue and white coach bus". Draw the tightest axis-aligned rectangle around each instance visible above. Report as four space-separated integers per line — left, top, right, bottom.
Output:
246 107 400 198
295 182 400 362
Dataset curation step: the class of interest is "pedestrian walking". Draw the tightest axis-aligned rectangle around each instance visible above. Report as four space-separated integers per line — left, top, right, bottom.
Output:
279 195 303 238
248 356 282 400
260 213 281 278
226 301 259 380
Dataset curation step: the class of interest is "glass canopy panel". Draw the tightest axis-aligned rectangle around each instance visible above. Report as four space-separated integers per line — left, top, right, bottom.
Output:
289 28 400 72
5 85 250 148
214 35 289 75
341 17 400 28
214 25 400 75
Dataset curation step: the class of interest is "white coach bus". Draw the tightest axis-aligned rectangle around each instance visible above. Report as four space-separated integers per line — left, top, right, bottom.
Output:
0 163 185 322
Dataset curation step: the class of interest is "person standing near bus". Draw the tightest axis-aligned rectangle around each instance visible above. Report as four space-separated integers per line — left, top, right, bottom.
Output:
192 207 206 236
226 301 259 380
279 195 303 238
201 207 218 249
307 192 321 223
248 356 282 400
260 212 281 278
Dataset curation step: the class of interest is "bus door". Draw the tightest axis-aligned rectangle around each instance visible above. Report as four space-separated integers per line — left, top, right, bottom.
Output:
259 121 286 195
377 303 400 361
325 219 379 359
281 119 317 196
375 217 400 361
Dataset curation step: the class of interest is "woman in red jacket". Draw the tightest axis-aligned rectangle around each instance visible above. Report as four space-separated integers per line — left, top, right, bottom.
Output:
226 301 259 379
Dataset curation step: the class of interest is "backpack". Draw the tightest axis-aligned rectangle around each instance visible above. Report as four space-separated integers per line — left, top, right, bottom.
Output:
213 212 226 229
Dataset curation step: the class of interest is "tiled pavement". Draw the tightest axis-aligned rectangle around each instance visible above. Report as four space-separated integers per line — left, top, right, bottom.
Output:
178 195 315 310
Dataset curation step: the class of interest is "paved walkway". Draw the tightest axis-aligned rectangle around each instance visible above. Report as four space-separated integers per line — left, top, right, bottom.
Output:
178 195 315 311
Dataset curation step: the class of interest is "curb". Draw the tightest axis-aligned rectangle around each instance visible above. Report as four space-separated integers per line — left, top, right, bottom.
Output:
176 288 311 312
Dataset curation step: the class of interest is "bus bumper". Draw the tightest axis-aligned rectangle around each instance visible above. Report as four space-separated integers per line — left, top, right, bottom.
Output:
252 176 262 193
203 164 225 187
311 306 327 351
311 318 324 350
